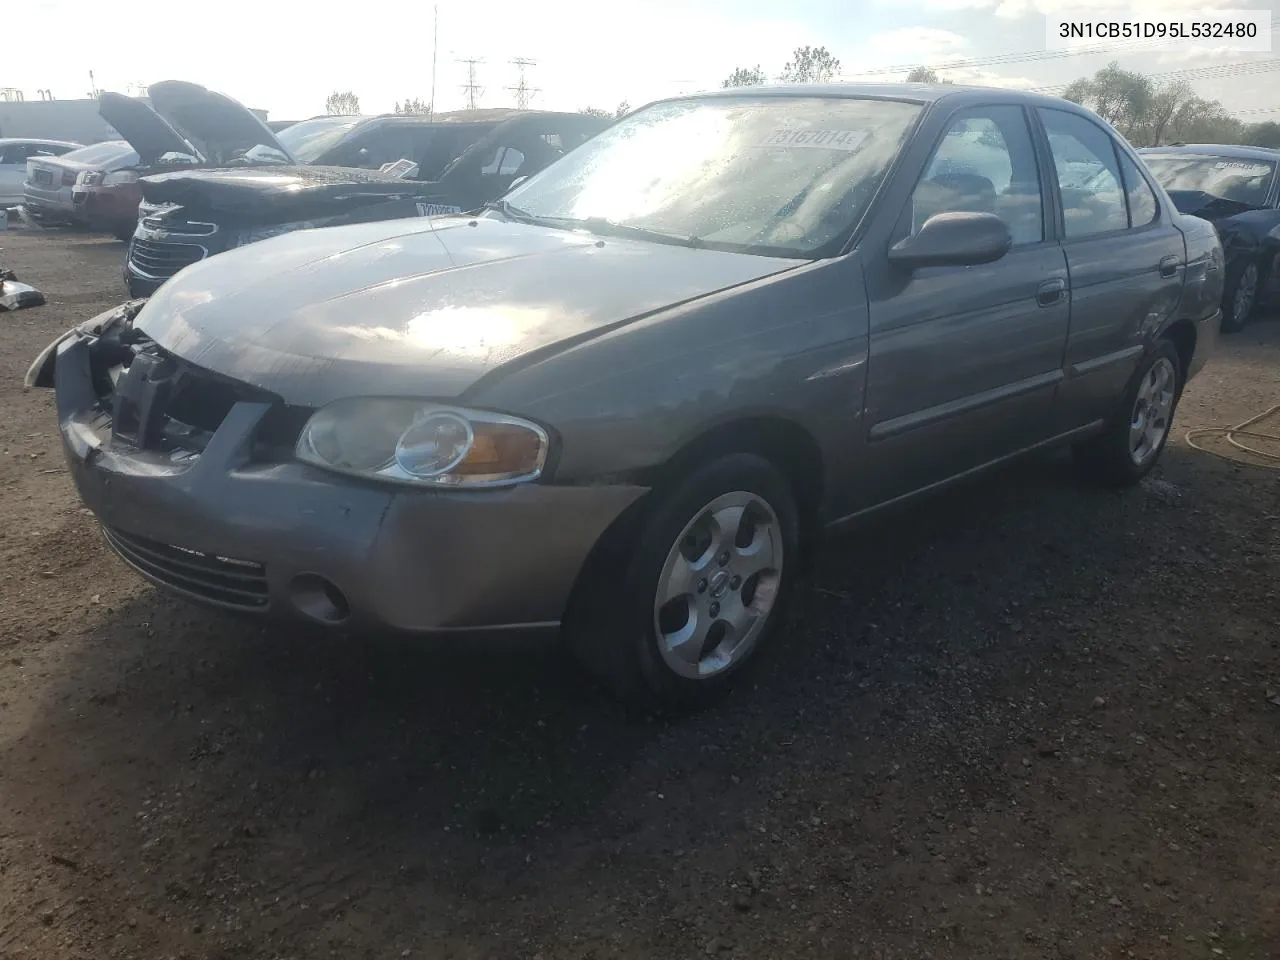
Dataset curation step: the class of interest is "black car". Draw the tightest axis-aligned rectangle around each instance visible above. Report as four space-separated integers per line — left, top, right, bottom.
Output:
1138 144 1280 331
124 99 610 297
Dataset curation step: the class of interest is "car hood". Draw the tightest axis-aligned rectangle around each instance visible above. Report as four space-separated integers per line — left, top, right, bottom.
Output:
98 92 203 166
139 165 423 219
136 216 799 407
1165 189 1264 221
147 80 294 165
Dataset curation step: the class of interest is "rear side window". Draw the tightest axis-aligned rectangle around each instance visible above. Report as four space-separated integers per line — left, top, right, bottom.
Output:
1038 108 1128 238
1117 150 1158 227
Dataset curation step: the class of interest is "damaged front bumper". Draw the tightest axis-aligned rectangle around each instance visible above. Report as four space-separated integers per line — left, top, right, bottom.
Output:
36 313 647 635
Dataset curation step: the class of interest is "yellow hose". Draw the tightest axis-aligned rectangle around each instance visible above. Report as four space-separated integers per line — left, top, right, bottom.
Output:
1184 403 1280 466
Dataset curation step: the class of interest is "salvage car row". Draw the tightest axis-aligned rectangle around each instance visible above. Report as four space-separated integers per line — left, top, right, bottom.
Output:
28 84 1228 709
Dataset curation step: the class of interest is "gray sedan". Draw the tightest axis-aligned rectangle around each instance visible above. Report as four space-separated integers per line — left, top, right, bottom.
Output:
29 84 1223 710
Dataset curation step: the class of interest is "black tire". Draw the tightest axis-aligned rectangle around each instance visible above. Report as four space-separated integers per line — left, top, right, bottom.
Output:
1221 258 1261 333
565 453 800 713
1074 338 1183 488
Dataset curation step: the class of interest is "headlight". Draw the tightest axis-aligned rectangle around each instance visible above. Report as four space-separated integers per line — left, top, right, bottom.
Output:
77 171 103 187
296 399 550 488
102 170 139 186
233 219 333 247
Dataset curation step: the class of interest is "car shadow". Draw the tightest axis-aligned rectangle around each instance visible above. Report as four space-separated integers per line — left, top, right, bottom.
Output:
4 439 1275 955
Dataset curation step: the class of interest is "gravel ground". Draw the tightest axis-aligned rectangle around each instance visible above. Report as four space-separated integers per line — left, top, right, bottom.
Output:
1 228 1279 960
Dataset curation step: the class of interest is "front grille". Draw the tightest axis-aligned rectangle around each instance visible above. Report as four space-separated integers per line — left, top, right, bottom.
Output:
141 217 216 236
128 238 207 279
102 526 269 609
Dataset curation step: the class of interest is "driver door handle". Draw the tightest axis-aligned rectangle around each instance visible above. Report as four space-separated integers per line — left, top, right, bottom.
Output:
1036 278 1067 307
1159 255 1181 278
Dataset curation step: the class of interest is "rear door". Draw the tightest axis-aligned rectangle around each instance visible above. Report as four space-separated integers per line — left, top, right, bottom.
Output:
1034 107 1185 432
861 103 1071 506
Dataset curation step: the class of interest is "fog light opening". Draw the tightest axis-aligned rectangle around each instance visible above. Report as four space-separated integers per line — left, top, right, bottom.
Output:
289 574 350 625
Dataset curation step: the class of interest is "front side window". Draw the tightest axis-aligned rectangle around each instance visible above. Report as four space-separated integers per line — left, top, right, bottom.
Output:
1141 154 1275 208
503 95 923 258
910 106 1044 246
1038 108 1128 238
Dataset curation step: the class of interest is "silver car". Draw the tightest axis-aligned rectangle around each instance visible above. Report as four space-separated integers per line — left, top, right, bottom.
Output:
30 85 1223 709
0 138 81 208
22 140 138 225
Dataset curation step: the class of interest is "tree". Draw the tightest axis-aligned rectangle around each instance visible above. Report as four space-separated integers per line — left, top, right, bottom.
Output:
394 97 431 115
906 65 953 85
1059 62 1151 139
580 101 630 121
723 65 767 88
1244 121 1280 149
780 45 841 84
1136 80 1194 147
325 90 361 116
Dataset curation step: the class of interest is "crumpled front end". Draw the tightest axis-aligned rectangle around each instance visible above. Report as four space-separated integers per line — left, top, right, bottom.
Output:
31 305 646 634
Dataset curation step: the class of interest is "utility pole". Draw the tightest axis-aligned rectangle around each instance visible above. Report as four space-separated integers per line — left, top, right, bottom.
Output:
507 57 538 109
457 57 483 109
429 3 438 119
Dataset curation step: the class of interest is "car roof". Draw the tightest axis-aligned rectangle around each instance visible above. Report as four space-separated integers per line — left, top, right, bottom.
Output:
1137 143 1280 161
0 137 82 148
676 82 1096 113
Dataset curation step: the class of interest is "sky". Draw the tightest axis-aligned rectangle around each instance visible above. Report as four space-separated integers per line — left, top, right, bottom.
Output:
5 0 1278 122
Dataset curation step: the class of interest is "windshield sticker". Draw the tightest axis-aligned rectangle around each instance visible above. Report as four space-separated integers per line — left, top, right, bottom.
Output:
1211 161 1272 175
416 202 462 216
758 128 869 151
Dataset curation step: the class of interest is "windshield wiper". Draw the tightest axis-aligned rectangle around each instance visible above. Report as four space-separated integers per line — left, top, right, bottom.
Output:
481 205 704 248
482 199 539 223
534 215 704 249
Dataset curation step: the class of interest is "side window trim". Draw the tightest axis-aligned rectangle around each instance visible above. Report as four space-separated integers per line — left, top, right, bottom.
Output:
1113 141 1162 230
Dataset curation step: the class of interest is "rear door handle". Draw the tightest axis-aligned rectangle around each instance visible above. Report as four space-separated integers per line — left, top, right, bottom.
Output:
1159 255 1181 278
1036 278 1067 307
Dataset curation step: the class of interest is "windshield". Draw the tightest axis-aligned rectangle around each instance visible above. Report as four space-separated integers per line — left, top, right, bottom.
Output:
62 141 139 168
1143 155 1276 207
274 116 365 163
502 96 922 257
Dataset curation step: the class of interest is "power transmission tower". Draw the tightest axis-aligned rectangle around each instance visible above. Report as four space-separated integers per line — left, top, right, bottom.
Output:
457 57 484 109
507 57 538 109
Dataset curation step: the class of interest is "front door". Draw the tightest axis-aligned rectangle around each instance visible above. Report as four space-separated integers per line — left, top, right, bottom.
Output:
861 104 1070 508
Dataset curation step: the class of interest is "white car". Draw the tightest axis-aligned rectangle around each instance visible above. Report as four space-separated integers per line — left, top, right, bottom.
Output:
0 138 81 207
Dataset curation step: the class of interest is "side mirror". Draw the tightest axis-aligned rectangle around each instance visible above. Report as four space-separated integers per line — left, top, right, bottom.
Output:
888 211 1012 269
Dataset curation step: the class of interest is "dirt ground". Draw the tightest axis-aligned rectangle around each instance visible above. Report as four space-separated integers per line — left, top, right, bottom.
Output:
1 228 1278 960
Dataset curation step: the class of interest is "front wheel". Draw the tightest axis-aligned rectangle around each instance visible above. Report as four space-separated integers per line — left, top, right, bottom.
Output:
1221 259 1260 333
1074 339 1183 487
566 453 799 712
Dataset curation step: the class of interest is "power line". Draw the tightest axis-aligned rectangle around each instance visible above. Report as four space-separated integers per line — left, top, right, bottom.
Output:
838 19 1280 80
508 57 539 110
457 57 484 109
1035 57 1280 92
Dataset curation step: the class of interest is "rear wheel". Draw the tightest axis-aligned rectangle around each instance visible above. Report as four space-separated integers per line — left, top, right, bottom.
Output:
1221 259 1260 333
1075 339 1182 487
567 453 799 712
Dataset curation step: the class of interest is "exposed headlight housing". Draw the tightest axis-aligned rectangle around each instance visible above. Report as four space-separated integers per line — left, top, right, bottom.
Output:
296 399 550 488
233 218 335 247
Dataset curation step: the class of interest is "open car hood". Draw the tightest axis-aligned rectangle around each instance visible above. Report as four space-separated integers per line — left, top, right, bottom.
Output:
99 93 204 166
147 80 296 166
